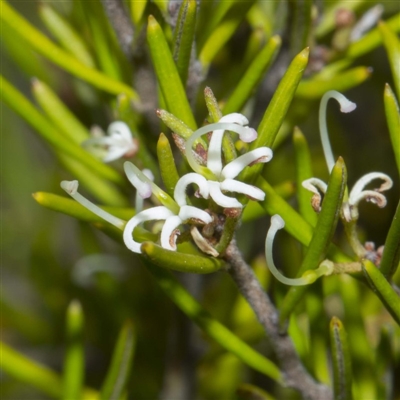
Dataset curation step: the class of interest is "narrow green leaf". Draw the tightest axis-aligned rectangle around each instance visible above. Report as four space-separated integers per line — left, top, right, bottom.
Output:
31 78 89 144
362 260 400 325
63 300 85 400
253 47 309 149
293 127 317 226
38 3 95 68
147 15 196 130
84 0 123 81
296 66 372 99
0 342 98 400
157 133 180 196
288 0 313 55
379 21 400 100
101 320 135 400
156 108 193 139
197 0 235 49
223 35 281 114
204 86 236 164
143 260 283 383
384 84 400 176
141 242 222 274
329 317 353 400
1 76 124 186
279 158 347 325
1 1 137 99
380 199 400 278
236 383 273 400
33 192 134 223
130 0 147 25
172 0 197 85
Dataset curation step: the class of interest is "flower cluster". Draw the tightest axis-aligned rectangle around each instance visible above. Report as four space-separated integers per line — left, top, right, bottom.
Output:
302 90 392 222
62 113 273 255
83 121 138 163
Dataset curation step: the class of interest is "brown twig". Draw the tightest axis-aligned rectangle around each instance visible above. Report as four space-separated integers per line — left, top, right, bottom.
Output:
224 239 332 400
101 0 134 59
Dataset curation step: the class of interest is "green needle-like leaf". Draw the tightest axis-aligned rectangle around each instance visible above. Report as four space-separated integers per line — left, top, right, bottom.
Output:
380 199 400 279
279 158 347 325
379 21 400 100
236 383 273 400
147 15 196 130
143 260 283 383
0 342 98 400
172 0 197 85
63 300 85 400
130 0 148 25
254 47 309 149
223 35 281 114
1 1 137 99
199 2 254 68
157 133 180 196
293 127 317 226
296 66 372 99
1 76 124 186
141 242 222 274
330 317 353 400
101 320 135 400
31 78 89 144
384 84 400 176
362 260 400 325
204 86 236 164
39 3 95 68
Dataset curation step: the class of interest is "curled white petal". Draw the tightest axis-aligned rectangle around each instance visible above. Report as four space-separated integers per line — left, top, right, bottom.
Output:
207 114 249 177
160 215 182 251
124 164 152 199
222 147 273 179
174 173 210 206
221 179 265 201
125 162 179 213
123 206 174 253
319 91 356 171
185 122 259 176
349 190 388 208
265 215 311 286
61 180 125 229
302 178 328 195
208 181 242 208
179 205 212 224
348 172 393 205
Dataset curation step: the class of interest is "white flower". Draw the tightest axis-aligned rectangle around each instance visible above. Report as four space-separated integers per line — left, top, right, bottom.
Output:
123 161 212 253
61 166 213 254
83 121 138 162
303 91 393 221
265 215 333 286
182 113 273 208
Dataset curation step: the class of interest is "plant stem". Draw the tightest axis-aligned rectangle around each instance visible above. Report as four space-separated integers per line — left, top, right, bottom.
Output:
224 239 332 400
